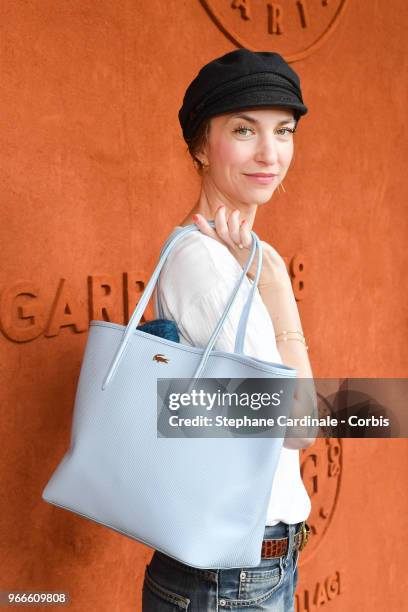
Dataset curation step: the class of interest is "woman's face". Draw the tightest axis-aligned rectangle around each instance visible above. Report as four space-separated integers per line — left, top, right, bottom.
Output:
201 106 296 205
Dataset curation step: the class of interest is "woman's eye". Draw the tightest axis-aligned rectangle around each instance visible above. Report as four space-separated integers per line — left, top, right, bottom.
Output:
233 125 253 136
276 127 296 136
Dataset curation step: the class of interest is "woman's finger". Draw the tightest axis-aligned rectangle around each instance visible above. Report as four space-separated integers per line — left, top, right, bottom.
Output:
239 219 253 249
227 209 242 246
193 209 235 250
214 206 237 251
192 213 219 241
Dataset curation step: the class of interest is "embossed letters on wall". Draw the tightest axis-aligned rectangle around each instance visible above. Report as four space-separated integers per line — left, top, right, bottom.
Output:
0 254 306 342
200 0 348 60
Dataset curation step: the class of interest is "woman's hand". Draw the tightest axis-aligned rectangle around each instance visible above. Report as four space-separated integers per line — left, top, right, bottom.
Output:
192 206 291 290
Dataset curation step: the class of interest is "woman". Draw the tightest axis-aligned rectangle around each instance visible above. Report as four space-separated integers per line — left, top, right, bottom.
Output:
142 48 315 611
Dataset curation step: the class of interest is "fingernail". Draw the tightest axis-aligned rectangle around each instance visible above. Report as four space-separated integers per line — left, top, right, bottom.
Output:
192 214 199 221
238 244 244 249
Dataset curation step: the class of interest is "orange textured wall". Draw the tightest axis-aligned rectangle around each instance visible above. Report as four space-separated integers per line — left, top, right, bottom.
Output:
0 1 407 611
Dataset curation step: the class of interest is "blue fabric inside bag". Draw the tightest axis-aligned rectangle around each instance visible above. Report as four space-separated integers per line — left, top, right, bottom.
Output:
136 318 180 343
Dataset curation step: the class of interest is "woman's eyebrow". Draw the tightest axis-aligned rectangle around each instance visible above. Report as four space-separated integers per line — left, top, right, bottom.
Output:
231 114 295 125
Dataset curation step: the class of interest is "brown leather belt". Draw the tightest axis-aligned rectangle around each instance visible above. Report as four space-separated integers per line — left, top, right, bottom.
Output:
261 521 311 559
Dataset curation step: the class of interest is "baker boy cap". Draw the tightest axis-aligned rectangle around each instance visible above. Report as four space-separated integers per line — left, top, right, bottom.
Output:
179 48 308 143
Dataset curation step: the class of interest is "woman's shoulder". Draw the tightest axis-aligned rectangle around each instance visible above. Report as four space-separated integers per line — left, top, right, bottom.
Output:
158 226 244 305
162 227 243 281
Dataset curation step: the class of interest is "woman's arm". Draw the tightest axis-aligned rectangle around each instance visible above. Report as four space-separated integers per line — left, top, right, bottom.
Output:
191 208 318 450
259 279 318 450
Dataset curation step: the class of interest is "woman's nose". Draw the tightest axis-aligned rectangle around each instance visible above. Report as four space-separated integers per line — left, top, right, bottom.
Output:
254 135 280 165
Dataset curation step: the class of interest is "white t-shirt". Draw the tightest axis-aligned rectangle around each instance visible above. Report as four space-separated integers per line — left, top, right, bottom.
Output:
153 228 311 526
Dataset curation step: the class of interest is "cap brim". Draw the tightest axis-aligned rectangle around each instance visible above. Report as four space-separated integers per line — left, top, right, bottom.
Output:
204 89 307 120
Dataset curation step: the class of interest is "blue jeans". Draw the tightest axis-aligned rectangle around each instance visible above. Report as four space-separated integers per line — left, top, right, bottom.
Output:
142 521 302 611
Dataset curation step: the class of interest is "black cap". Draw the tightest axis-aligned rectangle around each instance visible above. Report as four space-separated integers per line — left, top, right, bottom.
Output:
179 48 308 143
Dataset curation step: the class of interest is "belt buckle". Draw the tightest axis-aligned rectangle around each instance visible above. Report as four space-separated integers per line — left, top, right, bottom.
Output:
298 522 310 551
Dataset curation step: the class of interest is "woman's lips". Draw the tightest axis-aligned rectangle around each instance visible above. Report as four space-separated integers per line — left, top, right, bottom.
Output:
243 173 278 185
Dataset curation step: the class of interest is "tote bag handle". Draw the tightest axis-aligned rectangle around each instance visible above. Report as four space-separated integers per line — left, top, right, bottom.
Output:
154 222 258 355
101 222 262 390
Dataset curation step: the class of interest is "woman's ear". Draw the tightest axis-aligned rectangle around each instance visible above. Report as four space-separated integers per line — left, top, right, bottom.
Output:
197 144 209 167
198 122 211 167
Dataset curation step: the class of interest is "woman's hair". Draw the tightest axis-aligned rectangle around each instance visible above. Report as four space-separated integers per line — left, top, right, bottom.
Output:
185 118 211 176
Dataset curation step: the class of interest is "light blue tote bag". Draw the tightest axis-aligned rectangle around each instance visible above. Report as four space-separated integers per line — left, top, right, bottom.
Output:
41 221 297 569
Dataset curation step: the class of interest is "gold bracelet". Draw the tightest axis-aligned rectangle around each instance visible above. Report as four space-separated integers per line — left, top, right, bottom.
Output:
276 336 309 350
275 330 305 339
